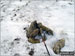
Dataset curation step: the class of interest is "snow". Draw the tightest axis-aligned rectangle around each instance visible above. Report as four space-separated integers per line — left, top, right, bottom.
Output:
0 0 74 56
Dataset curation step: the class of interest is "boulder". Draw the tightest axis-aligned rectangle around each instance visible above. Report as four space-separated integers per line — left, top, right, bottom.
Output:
53 38 65 54
26 20 53 43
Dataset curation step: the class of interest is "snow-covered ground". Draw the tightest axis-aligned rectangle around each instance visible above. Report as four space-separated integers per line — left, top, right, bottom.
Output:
0 0 74 56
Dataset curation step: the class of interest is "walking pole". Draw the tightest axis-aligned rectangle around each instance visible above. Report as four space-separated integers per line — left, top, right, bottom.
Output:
42 33 50 56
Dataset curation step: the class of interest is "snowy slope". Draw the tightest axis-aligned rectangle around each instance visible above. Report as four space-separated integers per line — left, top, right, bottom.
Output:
0 0 74 56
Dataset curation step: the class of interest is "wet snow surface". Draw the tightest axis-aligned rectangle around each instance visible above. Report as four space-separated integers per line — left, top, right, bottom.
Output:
0 0 74 56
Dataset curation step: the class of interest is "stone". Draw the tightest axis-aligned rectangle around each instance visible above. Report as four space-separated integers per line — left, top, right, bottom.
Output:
14 53 20 56
29 49 34 56
14 38 20 41
53 38 65 54
26 20 53 43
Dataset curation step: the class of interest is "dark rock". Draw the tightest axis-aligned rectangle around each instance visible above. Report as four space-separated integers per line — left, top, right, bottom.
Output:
14 14 17 17
68 3 72 5
11 18 13 21
14 38 20 41
13 38 21 44
23 27 26 30
10 42 14 46
14 53 20 56
29 49 34 56
0 19 3 22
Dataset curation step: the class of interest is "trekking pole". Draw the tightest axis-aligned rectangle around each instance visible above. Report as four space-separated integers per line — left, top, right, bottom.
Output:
42 33 50 56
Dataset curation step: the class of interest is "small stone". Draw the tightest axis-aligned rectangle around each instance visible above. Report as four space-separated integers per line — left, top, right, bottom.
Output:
68 3 72 5
27 47 30 50
14 38 20 41
20 0 22 2
14 53 20 56
13 38 20 44
10 42 14 46
29 49 34 56
23 27 26 30
11 18 13 21
14 14 17 17
0 19 3 22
